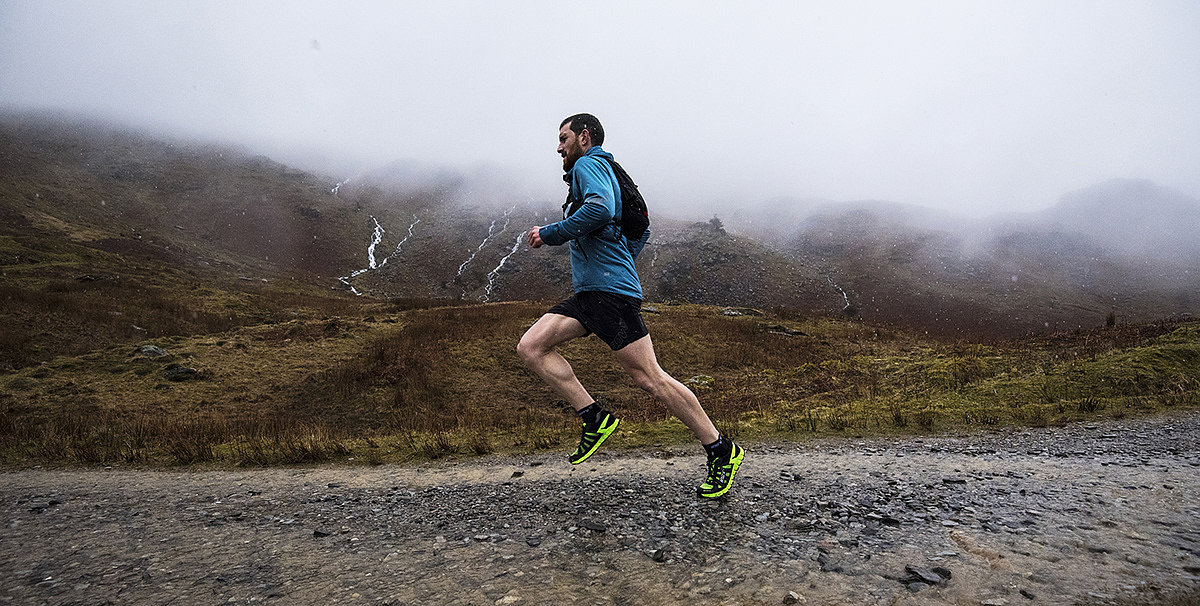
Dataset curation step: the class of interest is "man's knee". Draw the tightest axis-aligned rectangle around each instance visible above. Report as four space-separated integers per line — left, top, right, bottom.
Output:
631 370 670 398
516 334 543 365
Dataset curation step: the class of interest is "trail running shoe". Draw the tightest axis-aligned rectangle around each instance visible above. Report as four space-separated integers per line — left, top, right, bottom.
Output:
698 441 745 499
569 411 620 465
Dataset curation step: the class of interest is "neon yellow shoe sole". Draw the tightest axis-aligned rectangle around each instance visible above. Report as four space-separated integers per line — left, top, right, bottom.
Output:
698 444 745 498
569 414 619 465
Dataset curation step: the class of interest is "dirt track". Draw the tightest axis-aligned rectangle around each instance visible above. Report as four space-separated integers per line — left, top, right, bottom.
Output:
3 413 1199 606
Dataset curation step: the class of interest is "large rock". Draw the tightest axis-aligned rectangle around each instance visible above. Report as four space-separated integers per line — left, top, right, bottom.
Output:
903 565 947 586
722 307 763 317
135 345 168 358
163 364 199 381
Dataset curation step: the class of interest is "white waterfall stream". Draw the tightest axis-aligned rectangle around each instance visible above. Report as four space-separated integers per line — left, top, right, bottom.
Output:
457 206 515 279
365 217 385 269
826 275 852 311
377 215 420 267
336 215 419 296
482 232 524 302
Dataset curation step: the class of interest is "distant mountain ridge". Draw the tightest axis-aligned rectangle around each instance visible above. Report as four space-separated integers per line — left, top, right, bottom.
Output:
2 113 1196 342
1033 178 1200 259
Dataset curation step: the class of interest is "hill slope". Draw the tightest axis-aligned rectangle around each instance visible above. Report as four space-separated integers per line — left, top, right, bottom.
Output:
2 113 1197 367
773 187 1200 337
0 115 843 370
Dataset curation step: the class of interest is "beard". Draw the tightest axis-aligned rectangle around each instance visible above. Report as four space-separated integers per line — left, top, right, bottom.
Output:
561 140 584 172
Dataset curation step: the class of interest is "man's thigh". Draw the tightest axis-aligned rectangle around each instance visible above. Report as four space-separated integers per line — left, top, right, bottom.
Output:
521 313 589 350
611 334 660 376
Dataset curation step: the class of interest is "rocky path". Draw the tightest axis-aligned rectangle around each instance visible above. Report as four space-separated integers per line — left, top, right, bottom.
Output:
3 413 1200 606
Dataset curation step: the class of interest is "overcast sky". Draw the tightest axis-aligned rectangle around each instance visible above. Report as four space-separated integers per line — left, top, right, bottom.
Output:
2 1 1198 215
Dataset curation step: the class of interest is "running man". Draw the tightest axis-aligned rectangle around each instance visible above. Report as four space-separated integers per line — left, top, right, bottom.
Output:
518 113 744 498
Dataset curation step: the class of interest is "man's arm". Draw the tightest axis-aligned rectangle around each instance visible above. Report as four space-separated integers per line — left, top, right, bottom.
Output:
536 157 616 246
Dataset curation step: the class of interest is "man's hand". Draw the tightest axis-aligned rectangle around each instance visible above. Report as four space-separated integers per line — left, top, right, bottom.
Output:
528 226 545 249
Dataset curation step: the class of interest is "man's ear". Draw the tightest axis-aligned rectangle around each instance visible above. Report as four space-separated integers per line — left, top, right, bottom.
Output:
579 128 591 147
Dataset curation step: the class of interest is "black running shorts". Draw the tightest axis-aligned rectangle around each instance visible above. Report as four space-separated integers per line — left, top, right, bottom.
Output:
547 290 649 351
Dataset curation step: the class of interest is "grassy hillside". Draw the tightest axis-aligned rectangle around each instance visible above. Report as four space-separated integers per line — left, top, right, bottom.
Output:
0 115 365 276
0 114 383 370
8 114 1195 348
2 300 1195 467
3 114 1198 468
0 114 841 373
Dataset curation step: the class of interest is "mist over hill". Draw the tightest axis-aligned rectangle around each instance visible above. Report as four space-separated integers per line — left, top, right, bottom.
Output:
2 114 1196 348
1031 178 1200 261
721 179 1200 336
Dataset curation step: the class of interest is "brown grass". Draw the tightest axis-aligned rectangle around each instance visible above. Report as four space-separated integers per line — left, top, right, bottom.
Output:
2 300 1197 467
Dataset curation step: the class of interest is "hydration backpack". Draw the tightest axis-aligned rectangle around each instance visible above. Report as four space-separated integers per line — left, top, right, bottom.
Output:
563 157 650 242
602 157 650 242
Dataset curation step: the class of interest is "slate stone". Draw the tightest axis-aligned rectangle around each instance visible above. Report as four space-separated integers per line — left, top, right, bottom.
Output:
905 565 945 585
163 364 199 381
135 345 168 358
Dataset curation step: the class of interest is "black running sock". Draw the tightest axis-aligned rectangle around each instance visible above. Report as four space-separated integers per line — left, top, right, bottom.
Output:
577 402 603 426
703 436 732 459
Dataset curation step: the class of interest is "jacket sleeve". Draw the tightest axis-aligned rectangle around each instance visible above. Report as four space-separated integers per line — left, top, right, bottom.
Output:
538 157 616 246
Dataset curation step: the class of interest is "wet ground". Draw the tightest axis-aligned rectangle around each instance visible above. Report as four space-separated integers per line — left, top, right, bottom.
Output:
3 412 1199 605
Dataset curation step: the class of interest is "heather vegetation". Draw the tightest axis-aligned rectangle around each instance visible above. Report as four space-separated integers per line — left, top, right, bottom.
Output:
0 233 371 370
2 297 1196 467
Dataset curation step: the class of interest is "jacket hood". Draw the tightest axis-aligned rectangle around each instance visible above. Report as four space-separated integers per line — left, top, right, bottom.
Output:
564 146 614 180
584 146 613 161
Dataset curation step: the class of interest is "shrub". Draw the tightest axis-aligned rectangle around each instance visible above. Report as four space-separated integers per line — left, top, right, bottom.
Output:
1076 397 1103 413
165 415 230 464
466 428 492 455
965 408 1002 426
914 408 936 429
1013 405 1049 427
419 432 455 459
824 408 851 431
945 356 992 386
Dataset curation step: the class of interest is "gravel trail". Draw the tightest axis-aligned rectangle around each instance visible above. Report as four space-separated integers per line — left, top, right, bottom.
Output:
3 412 1199 605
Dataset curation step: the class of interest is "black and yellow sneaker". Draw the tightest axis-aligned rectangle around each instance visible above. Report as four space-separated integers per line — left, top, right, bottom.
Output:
569 411 620 465
698 441 745 499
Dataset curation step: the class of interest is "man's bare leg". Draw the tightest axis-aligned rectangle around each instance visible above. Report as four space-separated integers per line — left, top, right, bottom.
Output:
612 334 720 444
616 333 743 498
516 313 594 411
